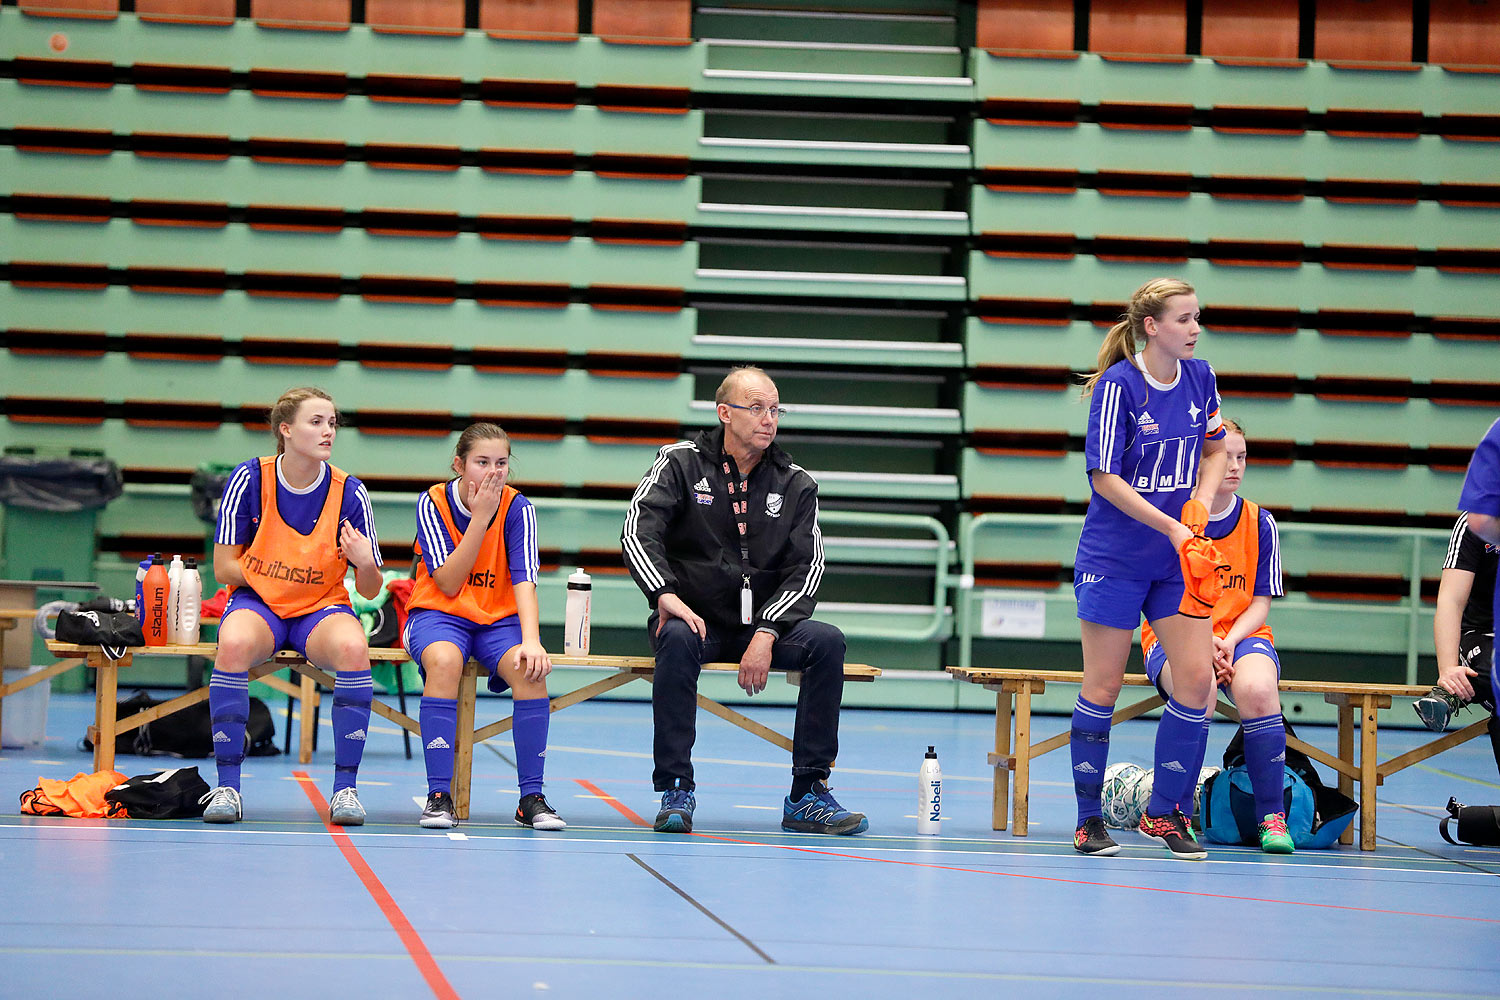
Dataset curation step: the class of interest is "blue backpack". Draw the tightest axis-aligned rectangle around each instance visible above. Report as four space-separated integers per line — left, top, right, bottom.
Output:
1199 724 1357 849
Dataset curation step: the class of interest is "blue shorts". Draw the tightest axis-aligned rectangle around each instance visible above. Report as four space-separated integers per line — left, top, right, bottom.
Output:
403 608 523 694
1073 571 1183 630
221 588 356 659
1143 635 1282 701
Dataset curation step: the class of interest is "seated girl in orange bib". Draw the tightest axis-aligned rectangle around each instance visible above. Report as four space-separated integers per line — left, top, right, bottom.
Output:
404 423 563 831
203 386 384 826
1141 418 1292 853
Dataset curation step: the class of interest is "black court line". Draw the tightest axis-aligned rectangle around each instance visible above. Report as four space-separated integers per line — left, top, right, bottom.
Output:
626 853 776 965
482 744 516 770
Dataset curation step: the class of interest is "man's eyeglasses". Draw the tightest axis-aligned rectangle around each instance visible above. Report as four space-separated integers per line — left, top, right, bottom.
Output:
723 402 787 420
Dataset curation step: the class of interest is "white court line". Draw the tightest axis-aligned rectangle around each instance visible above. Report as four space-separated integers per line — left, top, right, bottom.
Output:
446 832 467 841
732 804 780 811
0 821 1484 878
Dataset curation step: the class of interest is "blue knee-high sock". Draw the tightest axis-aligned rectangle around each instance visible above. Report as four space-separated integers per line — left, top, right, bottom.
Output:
1071 695 1113 823
512 697 550 798
332 669 374 794
209 669 250 791
1148 697 1204 818
1242 713 1288 820
420 696 458 796
1179 712 1212 816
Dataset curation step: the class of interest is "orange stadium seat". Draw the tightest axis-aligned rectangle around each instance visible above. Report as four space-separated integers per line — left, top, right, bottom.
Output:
1201 0 1301 62
1427 0 1500 69
18 0 117 17
366 0 464 33
1088 0 1188 58
252 0 351 30
976 0 1076 54
592 0 691 44
1314 0 1413 64
481 0 579 40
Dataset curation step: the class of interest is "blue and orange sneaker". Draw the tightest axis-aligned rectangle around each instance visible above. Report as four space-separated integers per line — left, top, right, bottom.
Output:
781 780 868 835
654 780 696 833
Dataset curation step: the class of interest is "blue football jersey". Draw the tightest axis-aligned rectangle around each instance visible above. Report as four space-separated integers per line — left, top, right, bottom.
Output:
1076 355 1224 580
1458 417 1500 646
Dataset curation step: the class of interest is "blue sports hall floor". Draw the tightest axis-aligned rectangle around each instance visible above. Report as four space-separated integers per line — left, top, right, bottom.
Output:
2 690 1497 999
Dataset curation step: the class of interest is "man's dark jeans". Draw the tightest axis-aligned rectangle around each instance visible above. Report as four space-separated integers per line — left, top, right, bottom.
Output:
648 614 846 792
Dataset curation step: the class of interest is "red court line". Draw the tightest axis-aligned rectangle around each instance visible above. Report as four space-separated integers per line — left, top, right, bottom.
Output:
295 772 461 1000
572 777 1496 925
575 777 651 827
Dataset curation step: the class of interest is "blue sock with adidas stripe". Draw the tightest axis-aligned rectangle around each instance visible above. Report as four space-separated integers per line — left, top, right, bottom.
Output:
1242 713 1288 820
420 696 458 796
1148 697 1203 818
331 669 374 794
1178 711 1212 816
1070 695 1113 824
208 669 250 791
512 697 550 798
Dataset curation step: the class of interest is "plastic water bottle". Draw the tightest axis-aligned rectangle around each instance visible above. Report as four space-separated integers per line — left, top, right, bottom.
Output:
166 554 184 644
142 555 170 647
918 745 942 835
564 567 591 656
177 558 203 645
135 553 158 624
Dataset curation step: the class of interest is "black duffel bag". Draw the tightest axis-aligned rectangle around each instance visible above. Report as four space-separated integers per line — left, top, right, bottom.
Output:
105 766 213 819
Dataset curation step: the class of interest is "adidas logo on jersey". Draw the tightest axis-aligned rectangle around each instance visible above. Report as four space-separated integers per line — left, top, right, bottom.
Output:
212 730 232 743
345 729 367 742
1137 410 1160 436
1073 761 1098 774
1160 760 1187 773
693 477 711 493
425 736 450 750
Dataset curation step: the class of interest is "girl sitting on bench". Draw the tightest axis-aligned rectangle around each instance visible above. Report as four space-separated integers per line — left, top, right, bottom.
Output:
404 423 564 831
1141 417 1294 853
204 386 384 825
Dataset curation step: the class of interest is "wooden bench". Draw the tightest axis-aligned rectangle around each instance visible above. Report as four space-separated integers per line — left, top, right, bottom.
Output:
947 665 1486 851
43 640 879 820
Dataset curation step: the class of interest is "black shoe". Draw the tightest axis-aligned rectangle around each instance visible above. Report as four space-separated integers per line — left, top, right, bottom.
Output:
654 780 696 833
419 791 457 829
1413 686 1462 732
1139 808 1208 860
1074 816 1121 856
515 792 566 831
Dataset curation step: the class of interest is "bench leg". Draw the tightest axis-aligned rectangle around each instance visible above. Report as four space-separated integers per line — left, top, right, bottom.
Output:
92 653 119 774
992 691 1011 831
298 671 317 765
454 665 478 821
1013 682 1033 837
1359 695 1379 851
1336 703 1355 846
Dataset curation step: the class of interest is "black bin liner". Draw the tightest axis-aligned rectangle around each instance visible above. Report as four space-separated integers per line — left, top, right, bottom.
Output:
189 462 237 525
0 454 122 512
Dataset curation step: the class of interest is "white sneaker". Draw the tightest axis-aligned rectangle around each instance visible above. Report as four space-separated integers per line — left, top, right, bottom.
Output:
329 787 366 826
201 786 242 824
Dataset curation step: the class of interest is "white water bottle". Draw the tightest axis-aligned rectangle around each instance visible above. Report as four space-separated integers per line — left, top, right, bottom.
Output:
166 554 184 644
918 745 942 835
564 567 592 656
178 558 203 645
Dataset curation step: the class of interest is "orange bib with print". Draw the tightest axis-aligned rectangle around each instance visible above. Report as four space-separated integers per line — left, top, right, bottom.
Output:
1144 498 1274 654
408 482 520 625
234 456 351 619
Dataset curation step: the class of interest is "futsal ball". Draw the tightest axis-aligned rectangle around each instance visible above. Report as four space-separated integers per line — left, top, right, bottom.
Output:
1101 762 1145 829
1121 767 1155 829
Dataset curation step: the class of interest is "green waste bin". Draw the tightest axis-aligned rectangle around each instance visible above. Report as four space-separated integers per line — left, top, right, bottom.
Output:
1 447 123 691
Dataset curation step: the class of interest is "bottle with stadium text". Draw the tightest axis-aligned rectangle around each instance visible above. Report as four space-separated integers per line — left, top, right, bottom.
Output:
564 567 591 656
918 745 942 835
142 555 169 647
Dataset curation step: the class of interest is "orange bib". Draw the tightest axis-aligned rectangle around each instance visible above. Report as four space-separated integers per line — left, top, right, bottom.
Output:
408 482 520 625
1143 498 1274 654
234 456 352 619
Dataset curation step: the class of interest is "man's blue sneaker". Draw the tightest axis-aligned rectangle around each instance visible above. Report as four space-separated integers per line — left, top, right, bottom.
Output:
782 780 868 835
654 780 695 833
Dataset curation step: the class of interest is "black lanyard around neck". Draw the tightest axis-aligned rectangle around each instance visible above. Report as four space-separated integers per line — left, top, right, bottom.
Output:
720 455 751 561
